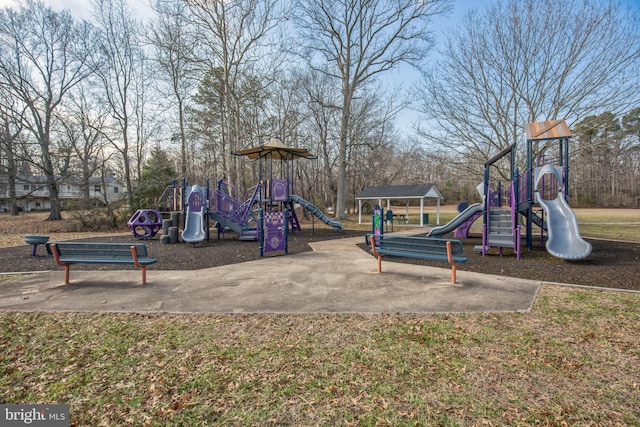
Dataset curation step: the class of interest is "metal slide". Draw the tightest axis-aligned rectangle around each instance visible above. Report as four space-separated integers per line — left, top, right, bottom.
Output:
535 164 591 260
289 194 343 230
181 185 207 244
427 203 483 237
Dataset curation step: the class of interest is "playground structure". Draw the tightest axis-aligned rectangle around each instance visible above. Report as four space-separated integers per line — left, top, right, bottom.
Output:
519 120 591 259
151 138 343 255
428 120 591 261
427 201 483 239
127 209 163 239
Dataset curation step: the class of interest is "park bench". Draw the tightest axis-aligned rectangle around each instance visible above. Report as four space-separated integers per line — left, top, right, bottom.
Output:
50 242 157 285
366 234 467 284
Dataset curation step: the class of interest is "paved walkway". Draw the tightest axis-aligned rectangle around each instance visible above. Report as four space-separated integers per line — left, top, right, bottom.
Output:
0 233 542 314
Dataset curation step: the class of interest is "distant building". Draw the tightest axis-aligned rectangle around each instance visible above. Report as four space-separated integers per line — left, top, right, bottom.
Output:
0 175 126 212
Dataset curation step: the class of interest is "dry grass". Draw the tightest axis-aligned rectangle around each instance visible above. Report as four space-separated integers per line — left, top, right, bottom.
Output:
1 209 639 425
1 285 639 425
0 212 121 247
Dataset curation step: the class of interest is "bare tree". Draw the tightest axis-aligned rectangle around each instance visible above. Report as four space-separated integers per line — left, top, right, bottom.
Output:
299 70 341 209
91 0 148 209
0 0 94 220
0 91 24 215
58 84 112 209
418 0 640 175
185 0 290 188
148 0 201 180
295 0 451 220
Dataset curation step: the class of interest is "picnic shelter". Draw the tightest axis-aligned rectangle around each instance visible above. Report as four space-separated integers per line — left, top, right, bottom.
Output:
356 184 443 226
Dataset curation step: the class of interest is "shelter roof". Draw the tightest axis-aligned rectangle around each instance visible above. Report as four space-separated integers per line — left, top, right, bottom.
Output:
525 120 571 141
233 138 316 160
356 184 442 200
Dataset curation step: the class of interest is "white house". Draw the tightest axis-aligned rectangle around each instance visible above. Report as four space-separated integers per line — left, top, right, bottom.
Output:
0 175 126 212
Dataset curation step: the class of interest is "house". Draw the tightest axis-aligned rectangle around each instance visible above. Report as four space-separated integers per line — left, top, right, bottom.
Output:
0 175 126 212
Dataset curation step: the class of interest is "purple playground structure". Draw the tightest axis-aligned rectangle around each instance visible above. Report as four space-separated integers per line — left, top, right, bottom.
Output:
153 138 343 256
478 119 590 260
429 120 591 261
128 209 163 239
427 201 483 239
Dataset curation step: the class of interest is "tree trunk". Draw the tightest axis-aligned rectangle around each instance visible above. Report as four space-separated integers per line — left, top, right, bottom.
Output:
5 142 19 215
46 179 62 220
336 84 353 221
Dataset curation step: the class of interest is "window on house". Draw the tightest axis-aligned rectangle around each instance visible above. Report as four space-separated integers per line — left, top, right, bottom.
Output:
94 186 101 193
113 187 119 193
23 184 30 191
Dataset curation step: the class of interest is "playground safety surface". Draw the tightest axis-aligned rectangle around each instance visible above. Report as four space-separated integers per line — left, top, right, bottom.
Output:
0 230 545 314
2 226 638 313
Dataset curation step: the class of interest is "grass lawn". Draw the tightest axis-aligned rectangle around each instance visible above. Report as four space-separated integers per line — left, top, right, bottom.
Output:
1 208 639 425
1 286 639 425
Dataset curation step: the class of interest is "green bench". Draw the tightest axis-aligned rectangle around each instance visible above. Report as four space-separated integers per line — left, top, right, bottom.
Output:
50 242 157 285
366 234 467 284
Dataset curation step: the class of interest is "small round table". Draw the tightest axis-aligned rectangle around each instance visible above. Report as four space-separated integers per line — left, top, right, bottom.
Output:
25 234 50 256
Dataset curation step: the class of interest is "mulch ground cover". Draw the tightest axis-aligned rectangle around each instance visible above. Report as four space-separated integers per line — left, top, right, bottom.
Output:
2 228 638 291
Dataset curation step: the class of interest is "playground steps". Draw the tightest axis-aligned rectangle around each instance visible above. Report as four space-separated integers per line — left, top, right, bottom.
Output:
286 201 302 232
211 212 257 241
488 208 514 248
529 210 547 230
238 229 258 240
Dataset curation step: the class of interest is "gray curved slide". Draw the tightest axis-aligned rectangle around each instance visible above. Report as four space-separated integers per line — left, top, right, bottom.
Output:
289 194 343 230
535 164 591 260
427 203 483 237
537 195 592 260
182 185 207 244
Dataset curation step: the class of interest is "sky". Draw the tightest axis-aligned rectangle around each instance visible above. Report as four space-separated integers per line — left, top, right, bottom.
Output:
0 0 495 122
0 0 638 134
0 0 492 26
0 0 638 35
0 0 152 19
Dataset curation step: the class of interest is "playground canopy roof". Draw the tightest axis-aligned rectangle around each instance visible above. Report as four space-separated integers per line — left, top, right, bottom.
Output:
233 138 316 160
525 120 571 141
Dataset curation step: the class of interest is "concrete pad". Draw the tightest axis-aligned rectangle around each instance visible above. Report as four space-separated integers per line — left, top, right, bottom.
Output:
0 236 542 314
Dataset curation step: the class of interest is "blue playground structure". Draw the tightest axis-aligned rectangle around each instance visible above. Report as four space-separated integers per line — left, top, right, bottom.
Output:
427 120 591 261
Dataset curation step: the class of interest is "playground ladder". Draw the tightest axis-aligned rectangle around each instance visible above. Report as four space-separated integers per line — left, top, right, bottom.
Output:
488 208 514 248
285 201 301 232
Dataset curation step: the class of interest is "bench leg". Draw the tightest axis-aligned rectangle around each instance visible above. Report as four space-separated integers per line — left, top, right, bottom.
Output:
377 255 382 273
64 265 70 285
141 266 147 285
446 241 457 285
